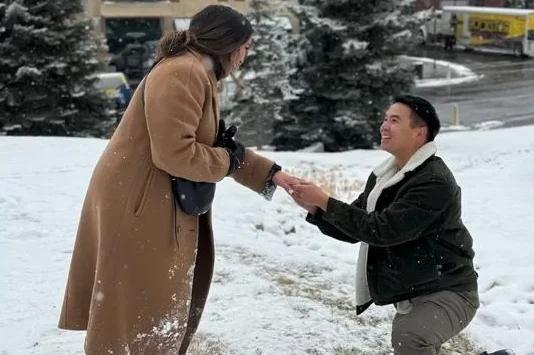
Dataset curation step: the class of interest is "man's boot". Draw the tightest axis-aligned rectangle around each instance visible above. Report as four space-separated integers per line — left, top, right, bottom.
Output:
481 350 515 355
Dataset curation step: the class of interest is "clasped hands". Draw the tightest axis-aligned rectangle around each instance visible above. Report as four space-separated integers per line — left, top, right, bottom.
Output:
272 171 330 215
216 121 329 212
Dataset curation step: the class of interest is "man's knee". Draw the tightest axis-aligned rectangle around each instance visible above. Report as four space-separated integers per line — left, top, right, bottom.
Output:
391 299 450 354
392 325 439 355
391 291 478 354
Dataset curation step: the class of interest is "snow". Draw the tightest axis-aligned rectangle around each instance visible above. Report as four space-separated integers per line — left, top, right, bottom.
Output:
1 126 533 354
15 66 43 80
443 6 534 16
311 16 347 31
342 39 369 54
402 55 483 88
5 2 29 22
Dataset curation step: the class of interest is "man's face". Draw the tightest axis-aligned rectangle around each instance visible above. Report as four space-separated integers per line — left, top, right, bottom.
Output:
380 103 425 157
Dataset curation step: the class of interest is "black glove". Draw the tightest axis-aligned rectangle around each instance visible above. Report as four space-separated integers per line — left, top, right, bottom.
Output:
216 120 239 147
223 125 238 147
215 120 243 175
226 140 245 175
216 120 226 147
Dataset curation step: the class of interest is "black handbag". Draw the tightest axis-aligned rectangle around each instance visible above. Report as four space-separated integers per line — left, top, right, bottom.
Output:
140 74 216 216
171 177 215 216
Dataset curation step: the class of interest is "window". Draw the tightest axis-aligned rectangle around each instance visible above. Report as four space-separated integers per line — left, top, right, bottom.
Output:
105 18 162 55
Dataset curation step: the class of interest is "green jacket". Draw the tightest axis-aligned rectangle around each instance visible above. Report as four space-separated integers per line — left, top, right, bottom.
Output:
307 155 478 312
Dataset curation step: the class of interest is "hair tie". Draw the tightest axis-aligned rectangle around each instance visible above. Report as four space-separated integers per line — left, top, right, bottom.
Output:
187 30 198 45
184 30 191 46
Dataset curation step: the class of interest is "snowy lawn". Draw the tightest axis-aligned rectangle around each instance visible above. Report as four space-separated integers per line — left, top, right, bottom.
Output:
1 126 533 355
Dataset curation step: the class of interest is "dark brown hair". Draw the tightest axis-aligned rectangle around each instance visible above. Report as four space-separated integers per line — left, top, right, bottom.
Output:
156 5 253 80
393 94 440 142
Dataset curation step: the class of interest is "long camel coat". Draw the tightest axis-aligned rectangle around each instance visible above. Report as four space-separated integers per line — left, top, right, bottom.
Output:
58 51 275 354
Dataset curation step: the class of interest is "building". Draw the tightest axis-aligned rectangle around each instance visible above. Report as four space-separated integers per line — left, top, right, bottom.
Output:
85 0 249 83
416 0 534 9
86 0 249 55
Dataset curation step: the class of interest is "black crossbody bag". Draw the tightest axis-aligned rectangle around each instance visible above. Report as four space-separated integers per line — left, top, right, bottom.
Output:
140 75 216 216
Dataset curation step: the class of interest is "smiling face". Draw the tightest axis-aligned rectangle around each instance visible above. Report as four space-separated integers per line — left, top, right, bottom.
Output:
380 103 428 166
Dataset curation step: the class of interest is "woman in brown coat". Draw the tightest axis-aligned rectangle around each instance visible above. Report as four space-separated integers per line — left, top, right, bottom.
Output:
58 5 297 354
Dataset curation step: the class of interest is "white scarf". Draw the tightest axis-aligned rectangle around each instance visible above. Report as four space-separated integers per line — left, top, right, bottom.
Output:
355 142 438 310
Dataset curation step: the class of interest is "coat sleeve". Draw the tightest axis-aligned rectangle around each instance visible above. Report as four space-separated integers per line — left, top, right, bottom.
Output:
144 59 230 182
231 148 276 194
320 174 453 247
305 191 366 243
306 210 356 243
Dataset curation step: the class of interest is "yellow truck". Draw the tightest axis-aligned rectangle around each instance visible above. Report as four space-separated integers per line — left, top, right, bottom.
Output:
443 6 534 56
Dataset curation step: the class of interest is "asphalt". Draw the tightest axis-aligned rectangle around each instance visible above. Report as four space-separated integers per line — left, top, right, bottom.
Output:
412 46 534 129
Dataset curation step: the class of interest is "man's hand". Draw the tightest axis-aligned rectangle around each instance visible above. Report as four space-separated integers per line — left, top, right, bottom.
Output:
290 181 330 212
272 172 326 214
293 198 319 215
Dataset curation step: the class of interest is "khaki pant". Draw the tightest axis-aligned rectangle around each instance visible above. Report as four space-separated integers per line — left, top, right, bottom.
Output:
391 290 479 355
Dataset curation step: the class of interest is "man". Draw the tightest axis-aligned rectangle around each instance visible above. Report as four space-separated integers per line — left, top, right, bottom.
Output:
290 95 479 355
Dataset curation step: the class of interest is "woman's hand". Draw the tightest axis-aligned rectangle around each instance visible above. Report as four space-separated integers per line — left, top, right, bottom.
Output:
290 181 330 212
272 171 303 191
272 172 327 214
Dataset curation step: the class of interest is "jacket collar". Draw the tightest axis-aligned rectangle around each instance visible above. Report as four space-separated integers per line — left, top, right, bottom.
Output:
186 49 218 83
373 141 437 178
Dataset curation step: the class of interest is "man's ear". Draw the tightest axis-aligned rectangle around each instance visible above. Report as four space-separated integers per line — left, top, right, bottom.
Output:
417 125 429 142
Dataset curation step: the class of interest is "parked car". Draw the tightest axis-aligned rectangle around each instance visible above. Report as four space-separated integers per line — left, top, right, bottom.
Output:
108 33 159 87
94 72 133 111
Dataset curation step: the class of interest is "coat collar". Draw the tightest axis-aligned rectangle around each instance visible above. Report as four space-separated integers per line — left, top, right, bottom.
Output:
373 141 437 178
187 49 218 83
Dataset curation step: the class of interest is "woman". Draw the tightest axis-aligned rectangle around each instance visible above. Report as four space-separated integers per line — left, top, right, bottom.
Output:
58 5 296 354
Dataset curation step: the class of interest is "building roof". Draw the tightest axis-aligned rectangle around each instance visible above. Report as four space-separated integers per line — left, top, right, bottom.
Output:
443 6 534 16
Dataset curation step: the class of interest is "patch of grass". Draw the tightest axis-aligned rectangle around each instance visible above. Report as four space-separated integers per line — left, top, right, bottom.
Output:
333 346 392 355
285 166 364 200
212 270 233 284
216 247 482 355
266 264 481 354
188 332 228 355
265 264 388 328
275 274 296 286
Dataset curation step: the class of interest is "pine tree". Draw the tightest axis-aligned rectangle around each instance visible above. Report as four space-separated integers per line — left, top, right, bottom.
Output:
273 0 425 151
223 0 293 149
0 0 117 137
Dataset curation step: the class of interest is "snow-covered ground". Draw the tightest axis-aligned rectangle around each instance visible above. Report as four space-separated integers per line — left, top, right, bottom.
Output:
402 56 483 88
1 126 533 355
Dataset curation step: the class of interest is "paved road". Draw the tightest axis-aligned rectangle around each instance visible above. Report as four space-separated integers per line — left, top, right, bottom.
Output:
412 46 534 128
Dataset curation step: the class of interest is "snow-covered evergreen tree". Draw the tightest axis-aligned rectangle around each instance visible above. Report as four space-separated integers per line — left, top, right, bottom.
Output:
0 0 117 137
223 0 293 148
273 0 426 151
